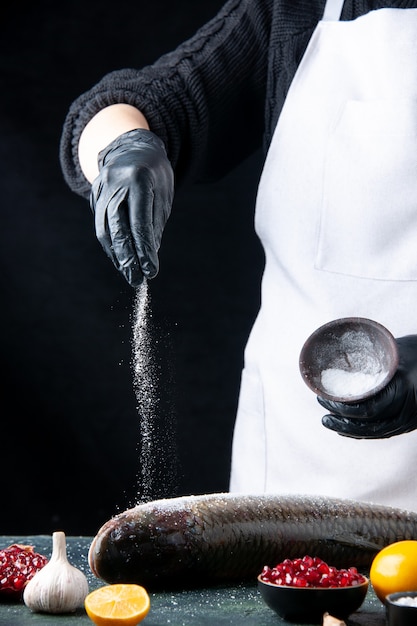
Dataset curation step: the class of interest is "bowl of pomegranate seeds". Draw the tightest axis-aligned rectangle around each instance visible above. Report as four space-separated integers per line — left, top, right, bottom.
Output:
258 555 369 622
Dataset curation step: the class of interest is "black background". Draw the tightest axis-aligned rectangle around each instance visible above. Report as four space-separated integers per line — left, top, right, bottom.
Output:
1 0 264 535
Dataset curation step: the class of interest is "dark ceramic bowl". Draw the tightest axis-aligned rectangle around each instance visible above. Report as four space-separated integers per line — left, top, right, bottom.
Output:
257 576 369 623
299 317 398 403
386 592 417 626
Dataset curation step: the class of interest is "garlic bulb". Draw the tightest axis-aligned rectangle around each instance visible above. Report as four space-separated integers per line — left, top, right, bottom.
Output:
23 531 89 613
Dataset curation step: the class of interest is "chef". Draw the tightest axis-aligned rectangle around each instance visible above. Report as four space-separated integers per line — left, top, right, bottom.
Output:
60 0 417 511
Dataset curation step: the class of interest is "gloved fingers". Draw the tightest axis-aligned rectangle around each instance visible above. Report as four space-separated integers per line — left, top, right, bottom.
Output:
91 181 144 287
317 375 403 420
321 413 406 439
90 129 174 288
128 157 174 278
128 183 160 279
150 186 174 247
91 175 161 286
318 396 366 417
318 335 417 439
396 335 417 369
90 179 120 267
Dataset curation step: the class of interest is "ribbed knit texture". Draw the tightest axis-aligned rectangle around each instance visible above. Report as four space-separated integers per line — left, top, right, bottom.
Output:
59 0 417 198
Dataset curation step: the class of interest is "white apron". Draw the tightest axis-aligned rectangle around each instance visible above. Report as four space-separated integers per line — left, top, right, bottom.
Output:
230 0 417 512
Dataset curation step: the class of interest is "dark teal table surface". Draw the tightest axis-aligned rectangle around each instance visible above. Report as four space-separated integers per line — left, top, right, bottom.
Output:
0 536 386 626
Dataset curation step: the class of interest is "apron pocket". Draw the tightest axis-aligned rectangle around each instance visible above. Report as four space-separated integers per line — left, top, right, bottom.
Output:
316 98 417 281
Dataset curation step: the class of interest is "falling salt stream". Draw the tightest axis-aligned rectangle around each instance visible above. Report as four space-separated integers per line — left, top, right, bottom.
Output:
131 280 177 503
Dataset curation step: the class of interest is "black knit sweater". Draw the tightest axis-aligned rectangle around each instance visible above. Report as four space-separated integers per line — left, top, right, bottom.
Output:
59 0 417 198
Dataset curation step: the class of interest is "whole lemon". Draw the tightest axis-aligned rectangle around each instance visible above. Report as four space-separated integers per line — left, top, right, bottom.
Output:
370 540 417 603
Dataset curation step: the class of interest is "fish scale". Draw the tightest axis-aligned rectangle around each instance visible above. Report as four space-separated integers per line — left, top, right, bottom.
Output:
88 493 417 589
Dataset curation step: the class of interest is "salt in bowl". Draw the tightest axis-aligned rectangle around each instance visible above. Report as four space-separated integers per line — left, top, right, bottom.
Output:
386 591 417 626
299 317 399 403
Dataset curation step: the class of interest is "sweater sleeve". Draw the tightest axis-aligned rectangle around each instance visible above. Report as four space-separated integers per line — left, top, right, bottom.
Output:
59 0 273 198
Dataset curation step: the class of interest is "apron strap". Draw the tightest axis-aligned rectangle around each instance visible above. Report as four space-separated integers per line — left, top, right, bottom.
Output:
322 0 344 21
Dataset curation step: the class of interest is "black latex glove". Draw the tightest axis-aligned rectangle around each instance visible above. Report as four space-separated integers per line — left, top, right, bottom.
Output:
90 128 174 287
319 335 417 439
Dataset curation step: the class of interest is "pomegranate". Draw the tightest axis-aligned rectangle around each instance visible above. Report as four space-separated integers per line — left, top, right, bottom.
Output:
260 555 366 588
0 544 48 598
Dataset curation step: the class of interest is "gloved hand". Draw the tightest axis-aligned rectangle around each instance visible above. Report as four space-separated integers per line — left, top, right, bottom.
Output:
319 336 417 439
90 128 174 287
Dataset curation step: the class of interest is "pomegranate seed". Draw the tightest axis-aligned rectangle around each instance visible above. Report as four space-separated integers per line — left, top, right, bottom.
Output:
293 575 308 587
305 569 321 584
259 555 367 588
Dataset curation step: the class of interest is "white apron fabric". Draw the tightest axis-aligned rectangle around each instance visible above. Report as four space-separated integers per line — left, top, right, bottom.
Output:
230 2 417 512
